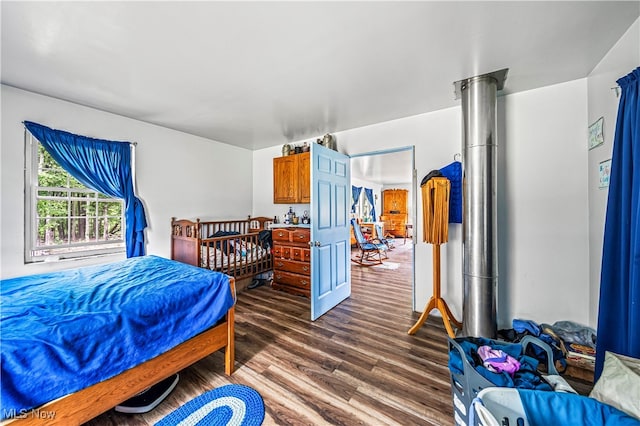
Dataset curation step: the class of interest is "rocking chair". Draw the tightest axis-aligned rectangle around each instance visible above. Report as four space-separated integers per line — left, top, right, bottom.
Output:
375 224 395 250
351 219 388 265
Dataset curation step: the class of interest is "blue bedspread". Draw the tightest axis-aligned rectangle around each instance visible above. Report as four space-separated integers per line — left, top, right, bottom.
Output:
0 255 234 418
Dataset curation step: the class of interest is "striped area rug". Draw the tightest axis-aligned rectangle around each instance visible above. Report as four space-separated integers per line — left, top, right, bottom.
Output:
156 384 264 426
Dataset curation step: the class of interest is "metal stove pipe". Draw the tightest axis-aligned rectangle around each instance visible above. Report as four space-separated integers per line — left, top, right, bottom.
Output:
454 69 507 338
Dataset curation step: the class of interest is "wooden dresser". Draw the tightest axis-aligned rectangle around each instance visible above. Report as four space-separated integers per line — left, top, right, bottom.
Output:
272 227 311 297
382 189 408 237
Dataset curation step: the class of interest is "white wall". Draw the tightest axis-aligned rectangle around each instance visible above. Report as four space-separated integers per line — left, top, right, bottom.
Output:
586 18 640 328
499 80 589 326
1 86 253 279
253 81 591 328
346 84 591 328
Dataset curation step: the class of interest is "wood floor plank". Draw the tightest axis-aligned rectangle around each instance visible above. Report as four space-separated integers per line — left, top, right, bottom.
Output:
85 243 591 425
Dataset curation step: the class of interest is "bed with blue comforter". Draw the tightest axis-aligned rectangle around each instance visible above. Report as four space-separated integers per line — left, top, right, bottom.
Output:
0 255 235 422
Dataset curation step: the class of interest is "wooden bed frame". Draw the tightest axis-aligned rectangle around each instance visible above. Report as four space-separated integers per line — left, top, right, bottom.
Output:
171 216 274 281
6 278 236 426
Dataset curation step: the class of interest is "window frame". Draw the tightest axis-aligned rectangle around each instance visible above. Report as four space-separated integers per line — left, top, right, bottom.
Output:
24 133 126 263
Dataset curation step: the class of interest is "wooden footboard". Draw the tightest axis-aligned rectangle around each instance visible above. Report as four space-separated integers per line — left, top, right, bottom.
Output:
171 217 201 267
171 216 273 281
5 278 236 426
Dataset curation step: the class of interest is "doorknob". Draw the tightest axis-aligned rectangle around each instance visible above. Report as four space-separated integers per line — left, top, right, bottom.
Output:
314 241 321 247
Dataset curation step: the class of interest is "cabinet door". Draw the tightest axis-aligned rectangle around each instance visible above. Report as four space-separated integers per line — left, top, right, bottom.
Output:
273 156 298 203
383 189 397 213
384 189 407 214
298 152 311 203
396 189 408 213
391 190 402 212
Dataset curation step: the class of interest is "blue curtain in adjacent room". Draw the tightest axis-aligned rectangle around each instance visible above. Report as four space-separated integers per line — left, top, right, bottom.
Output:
351 186 362 213
595 67 640 380
24 121 147 258
364 188 376 222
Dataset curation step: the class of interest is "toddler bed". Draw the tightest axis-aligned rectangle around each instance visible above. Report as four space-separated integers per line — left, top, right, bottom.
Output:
0 255 236 425
171 216 273 281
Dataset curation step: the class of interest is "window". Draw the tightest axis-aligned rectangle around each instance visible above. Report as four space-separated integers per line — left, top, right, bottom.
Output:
24 134 125 262
354 192 372 221
360 195 372 221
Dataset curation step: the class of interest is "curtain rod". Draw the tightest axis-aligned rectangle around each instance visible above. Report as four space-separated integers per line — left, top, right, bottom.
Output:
22 121 137 145
611 86 621 98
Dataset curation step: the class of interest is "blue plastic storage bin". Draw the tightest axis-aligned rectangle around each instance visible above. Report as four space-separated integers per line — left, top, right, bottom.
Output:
448 335 558 426
472 387 640 426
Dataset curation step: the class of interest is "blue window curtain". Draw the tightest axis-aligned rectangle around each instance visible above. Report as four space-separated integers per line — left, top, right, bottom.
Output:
595 67 640 380
351 186 362 213
24 121 147 258
364 188 376 222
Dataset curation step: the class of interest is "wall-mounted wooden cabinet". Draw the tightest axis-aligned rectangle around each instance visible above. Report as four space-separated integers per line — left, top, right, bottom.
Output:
298 153 310 202
273 152 310 204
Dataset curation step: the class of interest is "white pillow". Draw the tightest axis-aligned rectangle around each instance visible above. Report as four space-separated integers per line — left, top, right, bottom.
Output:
590 351 640 419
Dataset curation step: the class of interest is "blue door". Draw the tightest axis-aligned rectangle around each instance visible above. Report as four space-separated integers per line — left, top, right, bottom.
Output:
310 143 351 320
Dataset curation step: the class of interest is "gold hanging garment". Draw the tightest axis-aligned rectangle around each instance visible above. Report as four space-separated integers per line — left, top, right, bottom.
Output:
408 177 462 338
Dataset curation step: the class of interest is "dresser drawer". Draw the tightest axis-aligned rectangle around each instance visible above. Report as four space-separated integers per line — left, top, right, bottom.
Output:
292 247 311 262
291 229 310 243
273 271 310 290
273 244 292 259
273 258 310 275
272 229 291 243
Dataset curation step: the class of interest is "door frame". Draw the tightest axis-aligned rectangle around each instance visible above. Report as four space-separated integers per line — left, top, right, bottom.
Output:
349 146 416 309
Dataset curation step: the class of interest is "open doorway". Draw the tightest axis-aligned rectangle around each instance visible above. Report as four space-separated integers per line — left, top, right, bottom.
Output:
350 147 416 304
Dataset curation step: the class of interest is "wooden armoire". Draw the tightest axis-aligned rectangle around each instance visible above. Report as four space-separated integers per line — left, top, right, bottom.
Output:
382 189 408 237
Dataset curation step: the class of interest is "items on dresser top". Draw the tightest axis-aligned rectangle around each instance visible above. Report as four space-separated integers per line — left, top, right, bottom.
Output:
270 224 311 229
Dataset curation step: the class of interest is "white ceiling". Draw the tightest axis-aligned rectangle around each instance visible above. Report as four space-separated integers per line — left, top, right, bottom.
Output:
351 149 414 185
2 1 638 158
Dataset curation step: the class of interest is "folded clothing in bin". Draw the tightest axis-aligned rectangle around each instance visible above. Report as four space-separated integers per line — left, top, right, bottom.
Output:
449 337 553 391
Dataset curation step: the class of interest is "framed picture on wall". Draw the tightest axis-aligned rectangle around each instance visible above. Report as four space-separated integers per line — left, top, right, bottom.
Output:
599 158 612 189
589 117 605 150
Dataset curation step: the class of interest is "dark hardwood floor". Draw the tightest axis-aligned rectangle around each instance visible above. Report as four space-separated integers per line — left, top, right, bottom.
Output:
87 241 591 425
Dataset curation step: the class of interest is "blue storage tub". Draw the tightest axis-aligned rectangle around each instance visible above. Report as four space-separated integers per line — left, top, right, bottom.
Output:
472 387 640 426
448 335 558 426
